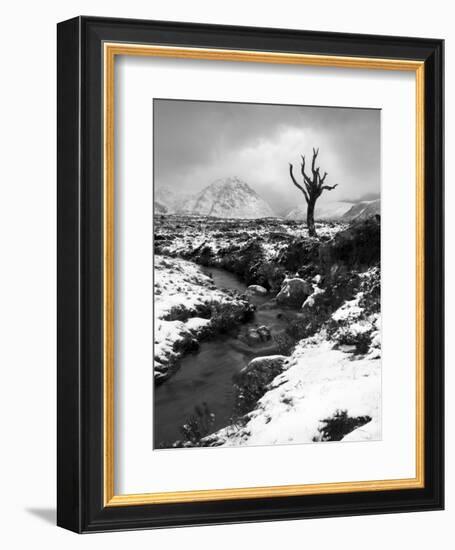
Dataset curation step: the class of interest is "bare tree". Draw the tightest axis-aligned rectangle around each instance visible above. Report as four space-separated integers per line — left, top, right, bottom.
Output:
289 148 338 237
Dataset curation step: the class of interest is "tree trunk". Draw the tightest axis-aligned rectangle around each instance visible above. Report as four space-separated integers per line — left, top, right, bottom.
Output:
289 149 338 239
307 199 316 237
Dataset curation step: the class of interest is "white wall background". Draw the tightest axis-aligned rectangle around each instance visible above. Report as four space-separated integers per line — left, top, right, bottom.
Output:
0 0 450 547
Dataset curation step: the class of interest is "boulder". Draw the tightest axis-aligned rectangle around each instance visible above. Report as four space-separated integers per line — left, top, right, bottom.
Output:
234 355 288 413
276 277 312 308
246 284 268 296
301 286 325 311
246 329 261 345
256 325 271 342
238 355 287 380
242 325 271 346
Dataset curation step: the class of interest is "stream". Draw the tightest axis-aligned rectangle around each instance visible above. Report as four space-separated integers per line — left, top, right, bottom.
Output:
154 265 294 448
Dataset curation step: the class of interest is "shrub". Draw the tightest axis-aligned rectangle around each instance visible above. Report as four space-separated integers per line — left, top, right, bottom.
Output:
172 333 199 354
316 409 372 441
333 324 373 354
209 301 253 333
319 217 380 272
298 272 361 338
180 403 216 445
233 380 266 416
277 237 320 277
359 267 381 315
233 357 286 415
284 318 312 342
163 303 211 322
218 239 264 282
254 263 287 292
273 331 296 355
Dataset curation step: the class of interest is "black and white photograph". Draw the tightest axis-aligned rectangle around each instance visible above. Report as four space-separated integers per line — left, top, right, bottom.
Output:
153 99 381 449
0 1 446 541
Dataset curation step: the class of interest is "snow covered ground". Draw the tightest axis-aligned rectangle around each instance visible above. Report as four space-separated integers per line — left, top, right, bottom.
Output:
206 337 380 446
155 215 347 262
204 272 381 446
154 255 251 382
155 215 381 446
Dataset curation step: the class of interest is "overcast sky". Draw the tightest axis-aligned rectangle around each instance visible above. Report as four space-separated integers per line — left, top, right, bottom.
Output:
154 99 380 215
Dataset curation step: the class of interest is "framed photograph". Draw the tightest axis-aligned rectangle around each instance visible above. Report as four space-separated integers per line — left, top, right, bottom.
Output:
57 16 444 533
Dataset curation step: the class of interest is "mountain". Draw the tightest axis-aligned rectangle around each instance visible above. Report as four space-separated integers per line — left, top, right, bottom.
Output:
155 201 168 214
178 177 275 219
154 186 188 214
285 201 354 221
341 199 380 222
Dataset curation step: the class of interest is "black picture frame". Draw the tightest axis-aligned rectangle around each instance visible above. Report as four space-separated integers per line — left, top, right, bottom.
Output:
57 16 444 533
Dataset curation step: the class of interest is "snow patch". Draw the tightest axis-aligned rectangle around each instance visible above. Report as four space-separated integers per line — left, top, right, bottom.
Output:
154 255 249 381
211 340 381 446
331 292 364 322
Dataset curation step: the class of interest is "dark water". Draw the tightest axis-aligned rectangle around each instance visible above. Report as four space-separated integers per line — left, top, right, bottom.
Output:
154 266 292 447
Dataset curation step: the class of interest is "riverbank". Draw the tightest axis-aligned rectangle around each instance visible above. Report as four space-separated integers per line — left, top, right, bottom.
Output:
154 215 381 448
205 343 381 447
155 215 347 292
154 255 254 383
204 279 381 447
153 263 300 447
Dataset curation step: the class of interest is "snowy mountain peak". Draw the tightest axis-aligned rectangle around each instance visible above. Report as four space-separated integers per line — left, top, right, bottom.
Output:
155 186 189 214
285 198 381 222
179 177 276 219
285 201 354 221
341 199 380 222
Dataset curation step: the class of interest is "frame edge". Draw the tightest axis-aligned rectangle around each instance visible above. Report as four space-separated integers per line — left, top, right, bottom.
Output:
57 16 83 534
56 16 445 533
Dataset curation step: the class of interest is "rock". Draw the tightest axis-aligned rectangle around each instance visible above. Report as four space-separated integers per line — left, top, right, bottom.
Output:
301 286 325 311
276 277 312 308
241 325 272 346
238 355 287 378
246 329 261 345
234 355 288 413
246 284 268 296
256 325 271 341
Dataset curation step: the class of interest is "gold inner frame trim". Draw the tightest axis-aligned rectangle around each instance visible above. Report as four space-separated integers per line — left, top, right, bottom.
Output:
103 42 425 507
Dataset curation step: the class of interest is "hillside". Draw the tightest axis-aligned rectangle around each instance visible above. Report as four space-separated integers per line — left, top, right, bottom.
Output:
285 201 354 221
177 177 275 219
341 199 381 222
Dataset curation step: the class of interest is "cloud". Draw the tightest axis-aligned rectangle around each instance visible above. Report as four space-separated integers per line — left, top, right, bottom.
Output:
154 99 380 214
